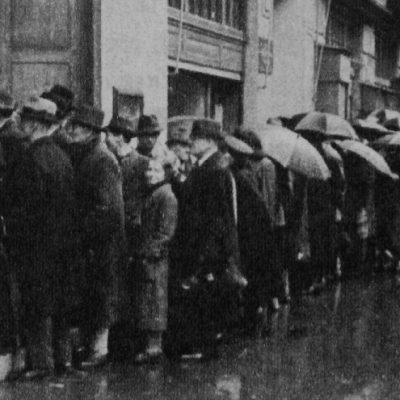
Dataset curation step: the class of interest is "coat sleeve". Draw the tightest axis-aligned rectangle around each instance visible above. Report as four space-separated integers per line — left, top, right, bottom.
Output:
143 191 178 260
86 155 124 242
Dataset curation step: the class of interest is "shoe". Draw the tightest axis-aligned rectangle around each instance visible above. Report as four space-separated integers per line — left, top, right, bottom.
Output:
134 349 163 364
80 354 108 369
23 368 52 381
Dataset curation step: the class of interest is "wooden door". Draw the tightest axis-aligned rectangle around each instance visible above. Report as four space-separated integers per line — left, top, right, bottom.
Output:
0 0 93 103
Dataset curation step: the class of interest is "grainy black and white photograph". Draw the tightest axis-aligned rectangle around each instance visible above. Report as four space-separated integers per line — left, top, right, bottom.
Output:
0 0 400 398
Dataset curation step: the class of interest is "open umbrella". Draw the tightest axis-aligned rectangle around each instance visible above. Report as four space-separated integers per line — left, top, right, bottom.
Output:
353 119 392 140
372 132 400 148
383 117 400 132
257 125 331 181
367 108 400 124
295 111 359 140
333 140 398 180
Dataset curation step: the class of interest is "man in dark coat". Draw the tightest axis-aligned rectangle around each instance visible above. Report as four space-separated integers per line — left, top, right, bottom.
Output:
0 92 27 379
224 135 277 333
70 105 125 368
105 115 136 164
232 128 293 306
12 96 78 379
306 140 345 292
169 120 246 357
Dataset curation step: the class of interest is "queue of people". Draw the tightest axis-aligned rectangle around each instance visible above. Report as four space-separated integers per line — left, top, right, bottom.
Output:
0 85 397 380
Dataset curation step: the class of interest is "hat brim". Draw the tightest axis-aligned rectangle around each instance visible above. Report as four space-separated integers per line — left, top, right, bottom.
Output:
21 108 58 124
71 118 103 132
106 124 136 138
251 149 268 159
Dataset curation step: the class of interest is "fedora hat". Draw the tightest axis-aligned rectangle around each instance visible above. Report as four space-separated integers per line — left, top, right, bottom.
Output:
71 104 104 132
41 85 74 119
20 96 58 124
137 115 161 137
233 127 266 159
107 115 137 140
190 119 223 142
0 91 16 117
225 135 254 156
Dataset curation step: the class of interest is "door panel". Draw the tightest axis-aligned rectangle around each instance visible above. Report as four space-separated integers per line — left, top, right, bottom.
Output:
0 0 92 103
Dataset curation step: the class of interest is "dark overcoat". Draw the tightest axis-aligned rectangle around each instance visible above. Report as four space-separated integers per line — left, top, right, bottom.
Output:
0 120 30 350
172 151 239 280
233 164 277 303
135 182 177 331
307 143 345 277
10 136 77 320
74 137 125 329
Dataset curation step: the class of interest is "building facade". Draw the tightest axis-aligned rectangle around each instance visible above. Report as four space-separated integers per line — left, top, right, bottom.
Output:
0 0 400 131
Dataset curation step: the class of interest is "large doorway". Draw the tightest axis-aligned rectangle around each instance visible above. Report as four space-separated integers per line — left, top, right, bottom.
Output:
0 0 93 103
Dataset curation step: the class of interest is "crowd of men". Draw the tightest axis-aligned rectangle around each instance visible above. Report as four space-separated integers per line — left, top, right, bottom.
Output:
0 85 395 381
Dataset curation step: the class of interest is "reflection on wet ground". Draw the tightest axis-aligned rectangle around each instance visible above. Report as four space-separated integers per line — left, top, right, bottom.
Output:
3 276 400 399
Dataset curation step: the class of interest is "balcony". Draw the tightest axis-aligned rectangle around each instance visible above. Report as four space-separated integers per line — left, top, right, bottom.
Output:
168 0 245 79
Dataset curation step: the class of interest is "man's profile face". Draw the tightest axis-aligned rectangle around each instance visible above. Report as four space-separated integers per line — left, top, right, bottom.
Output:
190 137 212 159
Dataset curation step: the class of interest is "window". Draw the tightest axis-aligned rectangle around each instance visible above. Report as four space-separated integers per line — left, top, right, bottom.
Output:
376 30 397 80
169 0 244 30
326 6 352 51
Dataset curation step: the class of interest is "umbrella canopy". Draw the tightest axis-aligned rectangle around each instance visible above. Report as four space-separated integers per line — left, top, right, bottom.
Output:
372 132 400 148
353 119 392 140
367 108 400 124
295 111 359 140
257 125 331 181
333 140 398 180
321 141 343 167
383 117 400 131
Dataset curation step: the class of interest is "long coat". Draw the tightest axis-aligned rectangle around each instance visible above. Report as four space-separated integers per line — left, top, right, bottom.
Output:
172 151 240 280
74 137 125 330
233 164 276 303
0 120 30 350
10 136 77 321
135 182 177 331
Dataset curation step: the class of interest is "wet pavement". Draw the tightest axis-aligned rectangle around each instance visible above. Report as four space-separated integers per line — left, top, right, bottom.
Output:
3 275 400 399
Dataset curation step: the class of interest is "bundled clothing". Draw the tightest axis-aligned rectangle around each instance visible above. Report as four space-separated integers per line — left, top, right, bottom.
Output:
135 181 178 332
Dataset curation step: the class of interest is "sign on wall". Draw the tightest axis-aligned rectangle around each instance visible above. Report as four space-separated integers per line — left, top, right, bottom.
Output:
258 38 273 75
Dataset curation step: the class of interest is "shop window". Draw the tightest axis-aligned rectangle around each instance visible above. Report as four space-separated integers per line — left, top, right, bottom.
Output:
169 0 243 30
376 30 397 80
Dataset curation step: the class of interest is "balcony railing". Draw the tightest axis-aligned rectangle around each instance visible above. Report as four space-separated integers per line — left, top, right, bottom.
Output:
168 0 244 30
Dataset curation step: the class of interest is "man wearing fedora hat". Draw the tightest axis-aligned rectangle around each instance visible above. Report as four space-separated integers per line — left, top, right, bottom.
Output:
136 114 161 157
9 96 80 379
233 127 293 307
169 119 246 357
224 134 279 334
105 115 136 163
70 104 125 369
